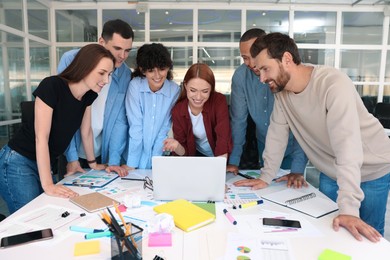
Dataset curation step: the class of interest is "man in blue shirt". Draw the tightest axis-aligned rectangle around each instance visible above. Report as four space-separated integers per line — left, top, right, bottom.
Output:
57 19 133 177
227 28 308 185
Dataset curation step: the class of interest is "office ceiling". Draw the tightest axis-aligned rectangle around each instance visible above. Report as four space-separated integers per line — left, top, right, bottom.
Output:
47 0 390 6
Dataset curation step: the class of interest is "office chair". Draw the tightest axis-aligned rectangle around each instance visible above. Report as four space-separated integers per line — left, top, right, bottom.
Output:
373 103 390 129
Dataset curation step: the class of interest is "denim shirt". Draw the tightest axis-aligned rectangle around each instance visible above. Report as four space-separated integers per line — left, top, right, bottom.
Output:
229 64 307 173
125 77 180 169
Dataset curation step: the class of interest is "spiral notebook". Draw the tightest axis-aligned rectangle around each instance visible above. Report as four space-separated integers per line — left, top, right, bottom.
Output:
261 185 338 218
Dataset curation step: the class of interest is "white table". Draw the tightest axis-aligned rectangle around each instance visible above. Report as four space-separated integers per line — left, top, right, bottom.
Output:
385 128 390 136
0 172 389 260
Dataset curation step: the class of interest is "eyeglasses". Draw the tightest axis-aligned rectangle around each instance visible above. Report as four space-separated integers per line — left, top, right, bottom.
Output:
143 176 153 191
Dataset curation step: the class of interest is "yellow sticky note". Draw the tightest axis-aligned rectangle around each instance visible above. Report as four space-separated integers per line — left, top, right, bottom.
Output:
318 249 351 260
74 240 101 256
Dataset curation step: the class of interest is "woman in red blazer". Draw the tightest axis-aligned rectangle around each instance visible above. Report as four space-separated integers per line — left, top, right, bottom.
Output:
163 63 232 158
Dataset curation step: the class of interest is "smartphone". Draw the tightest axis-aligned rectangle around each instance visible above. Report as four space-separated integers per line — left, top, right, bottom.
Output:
0 228 53 248
262 218 301 228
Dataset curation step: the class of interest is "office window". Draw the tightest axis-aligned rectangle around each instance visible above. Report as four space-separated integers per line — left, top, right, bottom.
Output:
247 10 288 34
197 47 239 94
384 85 390 103
340 49 381 82
298 49 335 66
384 50 390 82
0 32 25 119
2 0 23 32
150 9 193 42
198 10 241 42
30 41 50 95
342 12 383 45
55 10 97 42
355 84 379 97
294 11 336 44
28 0 49 40
103 10 145 42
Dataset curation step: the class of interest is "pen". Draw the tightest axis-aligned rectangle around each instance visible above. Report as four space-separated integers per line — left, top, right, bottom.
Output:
70 226 104 233
85 231 112 239
72 182 94 187
121 177 145 181
263 228 298 233
233 200 263 209
223 209 237 225
237 172 255 179
124 216 147 223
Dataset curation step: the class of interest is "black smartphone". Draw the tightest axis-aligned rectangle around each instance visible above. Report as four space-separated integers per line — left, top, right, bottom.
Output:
262 218 301 228
0 228 53 248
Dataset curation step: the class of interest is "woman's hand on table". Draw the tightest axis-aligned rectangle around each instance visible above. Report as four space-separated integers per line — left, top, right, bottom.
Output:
43 183 79 198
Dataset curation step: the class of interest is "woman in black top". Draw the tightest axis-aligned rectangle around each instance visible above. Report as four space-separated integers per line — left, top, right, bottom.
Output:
0 44 115 214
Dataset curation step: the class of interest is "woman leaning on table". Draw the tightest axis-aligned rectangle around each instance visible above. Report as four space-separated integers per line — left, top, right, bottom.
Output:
0 44 114 214
163 63 233 158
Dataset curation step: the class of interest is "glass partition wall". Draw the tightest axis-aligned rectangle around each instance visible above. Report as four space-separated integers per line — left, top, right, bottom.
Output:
1 1 390 145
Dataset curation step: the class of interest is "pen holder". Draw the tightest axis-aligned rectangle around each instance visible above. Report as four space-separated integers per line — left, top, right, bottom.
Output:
111 222 143 260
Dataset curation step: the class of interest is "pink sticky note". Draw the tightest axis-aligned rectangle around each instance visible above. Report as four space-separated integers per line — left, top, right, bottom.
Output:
148 232 172 247
118 204 127 212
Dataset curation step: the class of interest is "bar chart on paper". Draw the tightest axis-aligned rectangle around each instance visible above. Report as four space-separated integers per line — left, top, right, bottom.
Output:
261 239 291 260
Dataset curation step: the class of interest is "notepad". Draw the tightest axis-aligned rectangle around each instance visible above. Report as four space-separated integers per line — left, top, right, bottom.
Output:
192 202 216 216
74 240 100 256
261 185 338 218
153 199 215 232
318 249 351 260
69 192 118 213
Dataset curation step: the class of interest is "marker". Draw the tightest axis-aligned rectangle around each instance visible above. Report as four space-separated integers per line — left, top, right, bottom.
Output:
263 228 298 233
70 226 105 233
233 200 264 209
84 231 112 239
237 172 255 179
223 209 237 225
72 182 94 187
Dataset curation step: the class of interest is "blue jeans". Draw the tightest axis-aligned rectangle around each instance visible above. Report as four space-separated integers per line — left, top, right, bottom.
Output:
0 145 42 214
319 172 390 235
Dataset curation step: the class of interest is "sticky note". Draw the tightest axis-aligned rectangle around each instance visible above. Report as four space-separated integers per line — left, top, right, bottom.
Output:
318 249 351 260
118 204 127 212
148 232 172 247
74 240 101 256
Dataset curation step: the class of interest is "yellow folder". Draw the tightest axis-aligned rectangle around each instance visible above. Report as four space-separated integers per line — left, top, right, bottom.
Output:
153 199 215 232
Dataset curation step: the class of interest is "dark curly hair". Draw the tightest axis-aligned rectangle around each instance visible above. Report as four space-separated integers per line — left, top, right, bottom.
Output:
132 43 173 80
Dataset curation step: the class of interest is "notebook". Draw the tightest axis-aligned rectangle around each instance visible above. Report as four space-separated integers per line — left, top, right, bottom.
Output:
152 156 227 201
69 192 118 213
153 199 215 232
261 184 338 218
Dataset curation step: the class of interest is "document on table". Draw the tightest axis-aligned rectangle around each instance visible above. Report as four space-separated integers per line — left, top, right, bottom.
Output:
261 184 338 218
63 169 119 188
224 232 294 260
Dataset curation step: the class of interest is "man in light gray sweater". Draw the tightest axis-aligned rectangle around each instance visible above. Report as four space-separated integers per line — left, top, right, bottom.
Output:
234 32 390 243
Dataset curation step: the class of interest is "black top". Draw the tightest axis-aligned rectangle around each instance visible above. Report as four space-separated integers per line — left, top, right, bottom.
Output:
9 76 97 165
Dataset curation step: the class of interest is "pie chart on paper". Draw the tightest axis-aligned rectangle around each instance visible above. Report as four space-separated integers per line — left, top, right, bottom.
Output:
237 246 251 253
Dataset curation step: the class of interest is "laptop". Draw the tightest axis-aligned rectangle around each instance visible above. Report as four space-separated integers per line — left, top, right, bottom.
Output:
152 156 227 201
